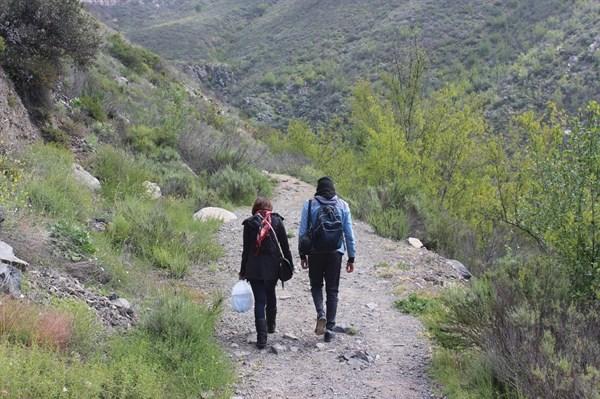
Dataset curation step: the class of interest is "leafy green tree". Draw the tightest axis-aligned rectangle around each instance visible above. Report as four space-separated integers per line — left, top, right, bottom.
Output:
0 0 100 107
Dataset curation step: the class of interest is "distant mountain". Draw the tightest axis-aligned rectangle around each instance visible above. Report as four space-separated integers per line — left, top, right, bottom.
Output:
87 0 600 128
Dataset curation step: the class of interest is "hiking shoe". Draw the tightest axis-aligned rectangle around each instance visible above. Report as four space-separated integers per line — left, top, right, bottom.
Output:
324 329 335 343
315 316 326 336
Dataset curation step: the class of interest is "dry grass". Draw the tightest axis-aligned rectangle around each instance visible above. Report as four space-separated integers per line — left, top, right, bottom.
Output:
0 297 74 351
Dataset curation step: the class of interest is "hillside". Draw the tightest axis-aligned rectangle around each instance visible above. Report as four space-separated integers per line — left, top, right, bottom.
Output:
87 0 600 127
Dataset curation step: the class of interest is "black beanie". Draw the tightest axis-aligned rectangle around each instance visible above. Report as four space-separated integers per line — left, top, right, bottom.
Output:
315 176 336 199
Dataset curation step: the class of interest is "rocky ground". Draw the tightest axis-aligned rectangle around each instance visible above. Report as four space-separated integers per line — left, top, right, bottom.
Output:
187 174 467 399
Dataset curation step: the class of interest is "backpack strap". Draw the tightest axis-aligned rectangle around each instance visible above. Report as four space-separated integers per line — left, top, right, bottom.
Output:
306 198 312 232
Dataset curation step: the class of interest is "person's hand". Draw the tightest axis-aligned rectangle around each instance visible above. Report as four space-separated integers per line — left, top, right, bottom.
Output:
301 258 309 269
346 261 354 273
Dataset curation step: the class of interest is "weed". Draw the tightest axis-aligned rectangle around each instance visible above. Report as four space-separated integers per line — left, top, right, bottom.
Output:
395 293 434 315
49 221 96 261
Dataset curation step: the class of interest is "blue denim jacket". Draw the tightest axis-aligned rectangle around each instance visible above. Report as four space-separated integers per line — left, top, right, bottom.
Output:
298 195 356 261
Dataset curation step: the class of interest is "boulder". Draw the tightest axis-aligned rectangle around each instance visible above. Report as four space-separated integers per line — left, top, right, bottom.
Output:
447 259 472 280
193 207 237 223
0 240 28 270
408 237 424 249
143 181 161 199
72 163 101 192
0 263 22 296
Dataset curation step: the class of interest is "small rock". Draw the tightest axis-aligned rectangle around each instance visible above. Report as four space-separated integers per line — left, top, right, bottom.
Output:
408 237 424 249
231 343 239 348
72 163 101 192
270 344 287 354
283 333 299 341
193 207 237 223
246 334 256 344
200 390 215 399
110 298 131 310
316 343 326 350
366 302 378 310
143 181 161 199
290 346 299 353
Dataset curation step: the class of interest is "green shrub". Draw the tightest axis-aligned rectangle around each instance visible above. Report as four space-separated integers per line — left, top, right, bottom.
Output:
40 126 70 147
92 145 151 201
132 293 233 396
26 144 93 221
108 34 161 75
395 293 434 315
77 95 107 122
367 208 409 240
107 197 222 277
51 298 102 357
0 0 100 107
49 221 96 261
209 166 272 205
0 154 26 210
126 124 178 159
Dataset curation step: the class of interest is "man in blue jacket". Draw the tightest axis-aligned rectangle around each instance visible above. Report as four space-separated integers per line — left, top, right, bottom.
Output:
299 176 356 342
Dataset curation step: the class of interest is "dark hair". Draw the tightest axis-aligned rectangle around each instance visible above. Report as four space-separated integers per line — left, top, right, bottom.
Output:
252 197 273 215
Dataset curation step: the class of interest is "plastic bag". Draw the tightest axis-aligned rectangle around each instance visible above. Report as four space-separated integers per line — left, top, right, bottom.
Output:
231 280 253 313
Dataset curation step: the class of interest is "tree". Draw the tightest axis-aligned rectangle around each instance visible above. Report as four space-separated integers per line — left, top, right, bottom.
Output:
0 0 100 108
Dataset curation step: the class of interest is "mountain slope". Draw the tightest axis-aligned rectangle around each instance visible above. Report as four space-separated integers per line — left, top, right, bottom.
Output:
87 0 600 128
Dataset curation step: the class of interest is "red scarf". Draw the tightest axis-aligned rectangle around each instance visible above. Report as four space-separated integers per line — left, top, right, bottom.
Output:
255 210 273 255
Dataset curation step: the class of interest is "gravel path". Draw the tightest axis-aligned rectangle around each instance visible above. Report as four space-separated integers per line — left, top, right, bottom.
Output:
187 174 461 399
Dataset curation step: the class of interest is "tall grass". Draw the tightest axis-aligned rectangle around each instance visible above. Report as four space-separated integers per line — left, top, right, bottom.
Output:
26 144 94 221
107 196 222 277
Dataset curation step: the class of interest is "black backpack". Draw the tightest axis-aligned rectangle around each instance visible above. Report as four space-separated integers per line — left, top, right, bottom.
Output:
311 198 344 253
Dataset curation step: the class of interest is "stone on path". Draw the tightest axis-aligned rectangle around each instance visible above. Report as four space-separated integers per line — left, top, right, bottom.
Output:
408 237 424 249
447 259 472 280
72 163 101 192
270 344 287 354
193 207 237 223
0 240 28 270
283 333 299 341
315 343 326 350
143 181 161 199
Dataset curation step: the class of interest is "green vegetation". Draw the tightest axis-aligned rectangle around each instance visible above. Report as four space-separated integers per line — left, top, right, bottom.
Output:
88 0 599 128
0 0 100 109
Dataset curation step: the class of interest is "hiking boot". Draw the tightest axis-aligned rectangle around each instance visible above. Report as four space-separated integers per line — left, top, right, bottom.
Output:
266 308 277 334
315 316 327 336
324 329 335 343
255 319 268 349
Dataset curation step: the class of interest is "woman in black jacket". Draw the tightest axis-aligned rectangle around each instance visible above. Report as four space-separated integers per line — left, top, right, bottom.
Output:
239 197 294 349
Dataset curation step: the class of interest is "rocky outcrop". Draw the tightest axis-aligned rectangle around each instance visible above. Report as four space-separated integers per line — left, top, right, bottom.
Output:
0 68 40 154
0 264 22 296
0 240 29 270
185 64 236 89
193 207 237 223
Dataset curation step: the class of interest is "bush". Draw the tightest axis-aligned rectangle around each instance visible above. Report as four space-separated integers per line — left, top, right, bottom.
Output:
108 34 161 75
367 208 409 240
40 126 70 147
26 144 94 221
92 145 151 201
49 221 96 261
0 154 26 210
126 124 178 159
209 166 272 205
0 0 100 106
435 256 600 398
77 95 107 122
107 197 222 277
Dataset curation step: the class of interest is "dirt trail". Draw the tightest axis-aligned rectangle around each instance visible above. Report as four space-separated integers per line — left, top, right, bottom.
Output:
188 174 461 399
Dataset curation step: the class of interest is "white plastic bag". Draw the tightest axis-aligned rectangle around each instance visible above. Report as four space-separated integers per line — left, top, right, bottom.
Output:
231 280 253 313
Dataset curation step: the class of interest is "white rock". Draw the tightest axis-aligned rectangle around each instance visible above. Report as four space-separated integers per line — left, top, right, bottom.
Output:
366 302 378 310
193 207 237 223
72 163 101 192
407 237 424 249
0 241 28 269
315 343 326 350
111 298 132 310
143 181 161 199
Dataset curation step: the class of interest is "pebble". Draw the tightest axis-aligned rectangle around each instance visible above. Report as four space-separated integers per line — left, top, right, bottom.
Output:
270 344 287 354
316 343 326 350
283 333 299 340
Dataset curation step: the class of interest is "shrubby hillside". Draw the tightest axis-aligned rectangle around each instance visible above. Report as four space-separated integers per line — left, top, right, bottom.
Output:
88 0 600 128
0 1 273 396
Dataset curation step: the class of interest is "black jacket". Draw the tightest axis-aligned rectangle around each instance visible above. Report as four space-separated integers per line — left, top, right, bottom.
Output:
240 213 294 281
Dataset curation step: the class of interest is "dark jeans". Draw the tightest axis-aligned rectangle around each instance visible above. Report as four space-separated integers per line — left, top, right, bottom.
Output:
249 279 277 320
308 252 342 330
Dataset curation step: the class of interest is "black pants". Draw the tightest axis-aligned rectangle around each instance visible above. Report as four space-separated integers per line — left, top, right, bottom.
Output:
249 279 277 320
308 252 342 330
